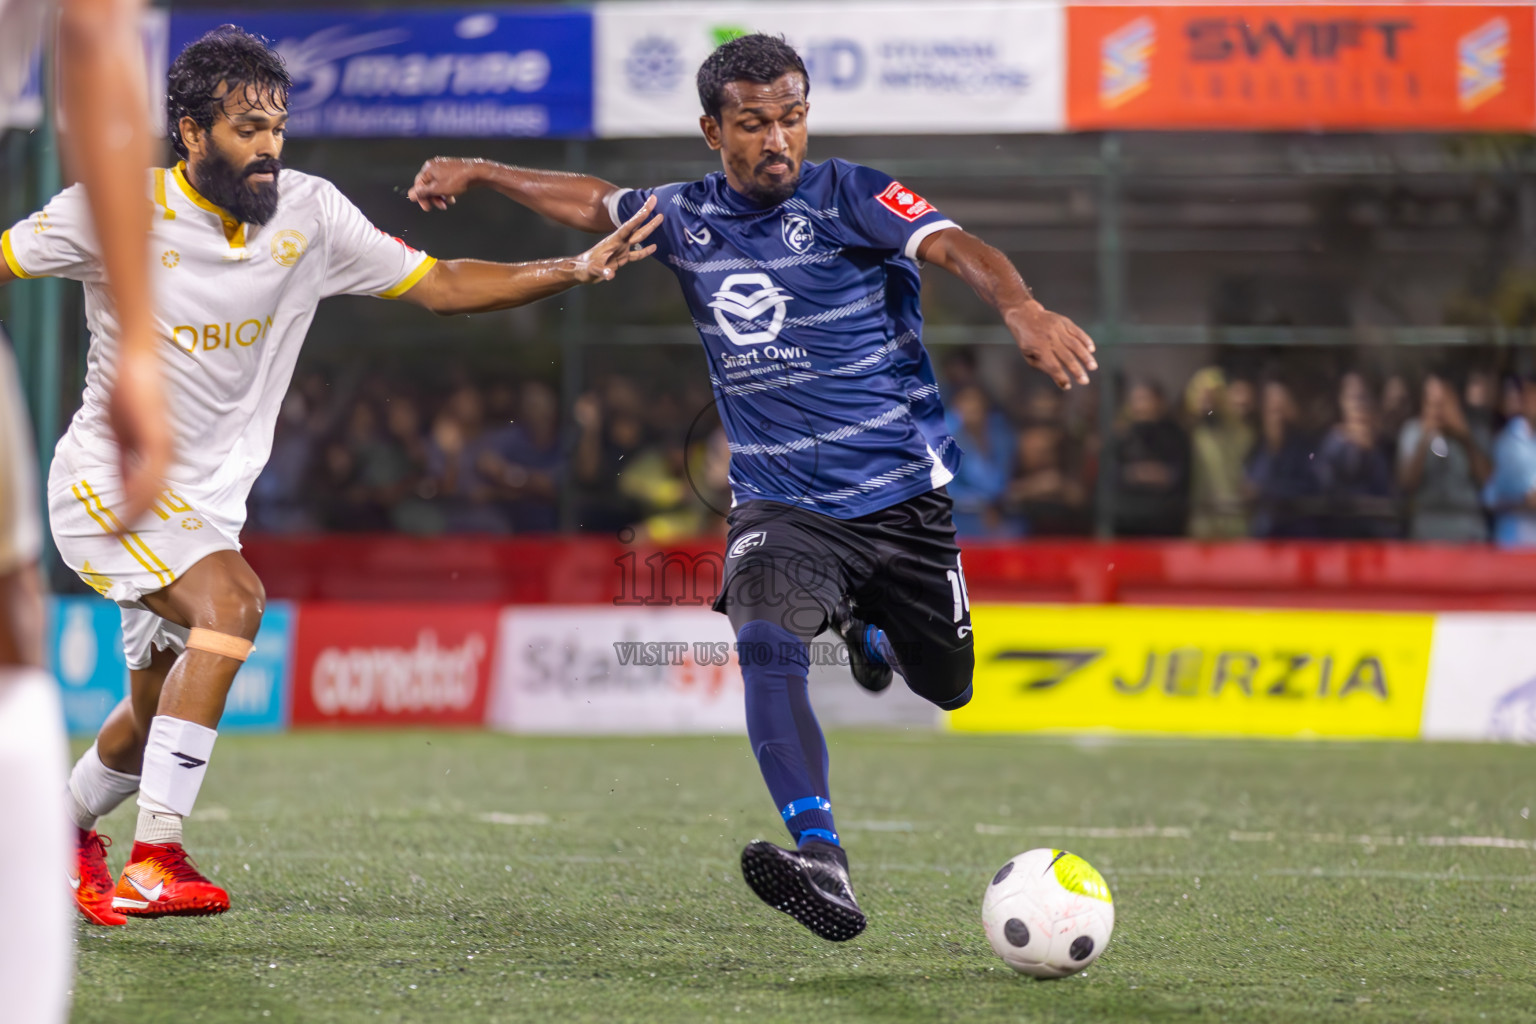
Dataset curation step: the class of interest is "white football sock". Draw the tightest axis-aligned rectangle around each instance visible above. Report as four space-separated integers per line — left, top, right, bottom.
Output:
0 667 74 1024
136 715 217 846
66 742 140 831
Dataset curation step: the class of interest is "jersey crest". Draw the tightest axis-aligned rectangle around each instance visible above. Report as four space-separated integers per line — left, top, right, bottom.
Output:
781 212 814 254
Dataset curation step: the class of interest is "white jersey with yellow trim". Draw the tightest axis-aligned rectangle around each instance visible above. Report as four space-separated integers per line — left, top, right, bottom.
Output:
3 163 435 526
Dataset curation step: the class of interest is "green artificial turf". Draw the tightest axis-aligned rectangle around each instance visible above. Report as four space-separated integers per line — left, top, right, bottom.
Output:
69 731 1536 1023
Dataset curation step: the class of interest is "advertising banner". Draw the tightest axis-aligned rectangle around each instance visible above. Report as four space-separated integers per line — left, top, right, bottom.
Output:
290 603 499 727
169 8 593 138
595 1 1065 137
48 596 294 735
490 607 745 734
1066 4 1536 131
1422 614 1536 743
219 601 295 733
50 597 129 737
952 604 1434 737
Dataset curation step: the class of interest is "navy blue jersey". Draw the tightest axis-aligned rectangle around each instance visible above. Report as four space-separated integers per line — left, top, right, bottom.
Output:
610 158 962 519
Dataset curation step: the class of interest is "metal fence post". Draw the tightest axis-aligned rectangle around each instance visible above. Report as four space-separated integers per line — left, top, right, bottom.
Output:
1094 132 1123 540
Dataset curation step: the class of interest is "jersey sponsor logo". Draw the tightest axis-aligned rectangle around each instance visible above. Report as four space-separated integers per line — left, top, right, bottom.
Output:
181 517 205 532
708 273 792 346
684 224 712 246
729 531 767 558
161 250 180 269
170 315 275 355
875 181 935 222
270 229 309 268
781 212 815 254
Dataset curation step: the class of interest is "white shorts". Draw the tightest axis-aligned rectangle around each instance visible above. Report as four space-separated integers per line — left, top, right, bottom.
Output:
0 337 42 576
47 446 238 669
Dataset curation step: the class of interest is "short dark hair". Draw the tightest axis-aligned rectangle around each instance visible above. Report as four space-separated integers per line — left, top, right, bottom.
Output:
695 33 808 120
167 25 291 159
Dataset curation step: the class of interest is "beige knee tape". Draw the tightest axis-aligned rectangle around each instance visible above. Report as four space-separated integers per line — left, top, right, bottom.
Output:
185 628 253 662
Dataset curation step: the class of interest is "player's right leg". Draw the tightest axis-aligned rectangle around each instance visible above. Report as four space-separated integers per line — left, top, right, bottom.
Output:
716 509 867 941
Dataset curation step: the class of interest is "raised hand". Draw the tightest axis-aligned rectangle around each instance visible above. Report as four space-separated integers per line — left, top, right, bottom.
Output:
407 157 484 211
571 197 662 284
1005 303 1097 391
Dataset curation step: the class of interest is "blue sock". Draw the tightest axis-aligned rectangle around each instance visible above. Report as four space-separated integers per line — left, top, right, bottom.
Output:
737 620 838 847
864 624 904 679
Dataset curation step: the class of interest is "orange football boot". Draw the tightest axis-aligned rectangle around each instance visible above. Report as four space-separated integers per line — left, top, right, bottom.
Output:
112 841 230 917
71 829 127 926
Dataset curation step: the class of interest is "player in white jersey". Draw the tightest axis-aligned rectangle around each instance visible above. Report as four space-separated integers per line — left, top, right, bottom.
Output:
2 0 171 1018
1 24 660 925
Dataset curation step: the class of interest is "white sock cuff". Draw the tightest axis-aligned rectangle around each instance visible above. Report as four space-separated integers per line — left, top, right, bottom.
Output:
137 715 217 819
68 742 142 828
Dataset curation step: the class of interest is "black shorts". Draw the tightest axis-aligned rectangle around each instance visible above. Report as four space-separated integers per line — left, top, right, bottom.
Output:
714 487 974 706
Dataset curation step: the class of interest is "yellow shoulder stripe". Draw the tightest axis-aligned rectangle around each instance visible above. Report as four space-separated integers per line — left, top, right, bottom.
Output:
378 255 437 300
1 230 36 279
152 169 177 221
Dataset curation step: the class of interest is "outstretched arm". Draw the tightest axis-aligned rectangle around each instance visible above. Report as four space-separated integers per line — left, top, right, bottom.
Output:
407 157 623 234
917 228 1097 391
397 197 661 316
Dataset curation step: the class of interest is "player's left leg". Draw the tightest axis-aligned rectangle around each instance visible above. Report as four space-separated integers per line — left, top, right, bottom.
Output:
849 490 976 712
106 553 261 918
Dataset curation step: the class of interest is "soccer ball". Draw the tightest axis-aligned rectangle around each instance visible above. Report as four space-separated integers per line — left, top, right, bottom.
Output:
981 848 1114 978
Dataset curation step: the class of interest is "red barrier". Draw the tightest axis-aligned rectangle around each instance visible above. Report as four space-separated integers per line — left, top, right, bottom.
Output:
242 535 1536 612
289 602 500 728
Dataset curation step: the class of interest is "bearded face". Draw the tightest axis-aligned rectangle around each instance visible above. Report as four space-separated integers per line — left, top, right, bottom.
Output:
191 131 282 226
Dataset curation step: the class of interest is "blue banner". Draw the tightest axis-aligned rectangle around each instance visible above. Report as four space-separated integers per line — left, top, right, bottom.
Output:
48 597 296 736
51 597 130 738
169 8 593 138
220 601 295 734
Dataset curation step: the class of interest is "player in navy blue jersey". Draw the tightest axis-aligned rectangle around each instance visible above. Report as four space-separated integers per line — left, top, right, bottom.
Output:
409 33 1096 942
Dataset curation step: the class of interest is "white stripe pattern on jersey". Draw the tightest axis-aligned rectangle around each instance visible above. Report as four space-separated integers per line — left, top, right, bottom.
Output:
781 197 841 220
803 436 957 506
671 193 734 218
693 287 885 338
667 249 845 274
908 383 940 402
727 403 912 457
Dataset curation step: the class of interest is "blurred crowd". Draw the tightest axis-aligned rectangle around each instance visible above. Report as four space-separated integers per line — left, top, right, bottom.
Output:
249 353 1536 547
946 353 1536 546
248 369 730 542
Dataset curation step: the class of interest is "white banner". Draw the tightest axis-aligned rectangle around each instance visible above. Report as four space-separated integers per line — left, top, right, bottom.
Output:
490 607 746 734
1422 614 1536 742
595 0 1065 137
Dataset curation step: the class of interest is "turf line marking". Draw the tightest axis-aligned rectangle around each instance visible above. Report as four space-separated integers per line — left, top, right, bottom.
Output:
1228 831 1276 842
846 820 916 832
477 812 551 826
1103 866 1536 884
976 824 1191 839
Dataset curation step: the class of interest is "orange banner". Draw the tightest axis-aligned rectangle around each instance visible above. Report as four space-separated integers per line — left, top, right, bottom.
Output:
1068 4 1535 130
